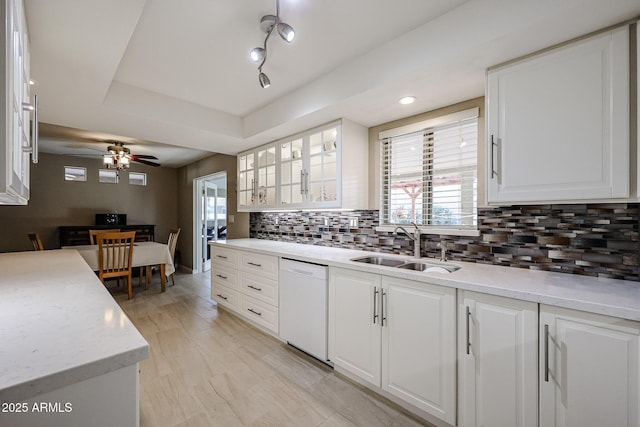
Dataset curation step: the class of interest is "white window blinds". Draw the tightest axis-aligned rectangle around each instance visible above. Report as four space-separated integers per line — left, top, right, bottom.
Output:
380 114 478 228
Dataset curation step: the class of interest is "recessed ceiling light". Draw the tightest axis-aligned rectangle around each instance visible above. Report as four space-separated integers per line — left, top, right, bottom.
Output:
398 96 416 105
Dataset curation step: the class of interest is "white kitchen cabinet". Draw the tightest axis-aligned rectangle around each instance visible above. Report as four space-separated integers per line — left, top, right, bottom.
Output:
0 0 35 205
328 268 456 424
237 119 368 211
381 276 456 424
328 267 382 387
458 290 538 427
540 305 640 427
487 26 630 204
210 244 279 334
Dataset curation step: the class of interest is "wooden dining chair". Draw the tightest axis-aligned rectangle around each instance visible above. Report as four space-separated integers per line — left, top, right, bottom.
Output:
167 228 181 286
28 233 44 251
97 231 136 299
89 228 121 244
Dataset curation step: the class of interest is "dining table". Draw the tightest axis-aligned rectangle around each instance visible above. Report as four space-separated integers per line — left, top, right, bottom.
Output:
62 241 176 292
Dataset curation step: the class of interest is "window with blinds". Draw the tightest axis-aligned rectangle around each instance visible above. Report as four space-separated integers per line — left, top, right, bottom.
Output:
380 114 477 228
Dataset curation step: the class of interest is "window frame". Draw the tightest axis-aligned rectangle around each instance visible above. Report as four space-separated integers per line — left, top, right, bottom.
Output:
377 107 480 236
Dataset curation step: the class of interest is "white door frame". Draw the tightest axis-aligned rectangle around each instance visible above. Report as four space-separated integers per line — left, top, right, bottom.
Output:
193 171 227 274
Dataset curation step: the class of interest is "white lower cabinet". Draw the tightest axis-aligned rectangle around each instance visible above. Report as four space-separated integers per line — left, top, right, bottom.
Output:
457 290 538 427
210 245 279 334
540 305 640 427
328 268 456 425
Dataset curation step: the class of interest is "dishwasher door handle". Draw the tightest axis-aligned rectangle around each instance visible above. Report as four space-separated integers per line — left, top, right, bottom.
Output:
282 268 315 276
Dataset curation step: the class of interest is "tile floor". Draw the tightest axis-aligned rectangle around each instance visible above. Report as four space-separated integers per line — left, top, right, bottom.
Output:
112 270 434 427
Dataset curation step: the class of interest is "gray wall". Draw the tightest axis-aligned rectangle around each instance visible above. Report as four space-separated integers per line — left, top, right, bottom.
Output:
0 152 178 252
177 153 249 272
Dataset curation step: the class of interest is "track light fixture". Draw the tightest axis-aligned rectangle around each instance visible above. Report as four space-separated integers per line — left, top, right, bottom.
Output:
250 0 295 88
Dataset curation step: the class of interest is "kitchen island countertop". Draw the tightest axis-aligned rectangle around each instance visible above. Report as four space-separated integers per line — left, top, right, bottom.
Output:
0 249 149 403
213 238 640 322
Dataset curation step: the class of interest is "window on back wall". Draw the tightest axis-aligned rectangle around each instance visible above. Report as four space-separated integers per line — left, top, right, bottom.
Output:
380 108 478 230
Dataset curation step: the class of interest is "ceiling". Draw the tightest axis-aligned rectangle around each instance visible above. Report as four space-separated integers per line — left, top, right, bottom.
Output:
25 0 640 168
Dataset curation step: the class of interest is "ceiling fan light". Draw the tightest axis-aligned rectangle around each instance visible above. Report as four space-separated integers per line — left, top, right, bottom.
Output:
277 22 295 42
103 154 114 165
250 47 265 62
259 72 271 88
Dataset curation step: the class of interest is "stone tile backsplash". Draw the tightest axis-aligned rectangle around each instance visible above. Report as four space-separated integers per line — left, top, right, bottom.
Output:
250 204 640 281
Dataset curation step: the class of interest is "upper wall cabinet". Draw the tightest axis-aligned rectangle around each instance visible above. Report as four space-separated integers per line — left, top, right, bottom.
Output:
0 0 36 205
486 26 630 205
237 119 368 212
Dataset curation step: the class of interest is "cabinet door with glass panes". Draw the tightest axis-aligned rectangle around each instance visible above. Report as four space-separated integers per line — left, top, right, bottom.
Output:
278 137 305 208
237 152 255 210
306 124 340 208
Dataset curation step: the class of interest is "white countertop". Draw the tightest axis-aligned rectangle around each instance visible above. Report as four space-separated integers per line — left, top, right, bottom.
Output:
0 250 149 402
213 239 640 321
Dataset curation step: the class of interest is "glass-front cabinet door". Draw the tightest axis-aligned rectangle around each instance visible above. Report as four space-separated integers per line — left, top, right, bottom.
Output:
237 152 255 210
278 137 304 207
255 144 276 208
307 126 339 207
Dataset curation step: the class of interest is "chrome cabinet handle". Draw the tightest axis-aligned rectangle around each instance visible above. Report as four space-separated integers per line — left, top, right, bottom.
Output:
248 308 262 316
373 286 379 324
490 134 497 179
300 170 304 196
544 324 550 382
22 94 38 164
248 285 262 291
216 254 227 259
216 294 228 300
466 306 471 355
216 274 227 280
381 289 387 327
247 262 262 267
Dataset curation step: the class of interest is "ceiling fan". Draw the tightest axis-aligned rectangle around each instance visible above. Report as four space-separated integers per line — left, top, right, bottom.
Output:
102 141 161 169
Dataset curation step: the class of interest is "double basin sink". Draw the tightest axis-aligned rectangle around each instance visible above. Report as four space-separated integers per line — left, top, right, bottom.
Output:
351 256 460 273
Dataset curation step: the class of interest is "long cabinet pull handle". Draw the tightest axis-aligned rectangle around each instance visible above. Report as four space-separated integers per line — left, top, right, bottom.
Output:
300 170 305 196
544 324 550 382
466 306 471 355
248 285 262 291
381 289 387 327
216 274 227 279
216 255 227 259
373 286 379 324
22 94 39 164
216 294 228 300
490 134 497 178
247 262 262 267
248 308 262 316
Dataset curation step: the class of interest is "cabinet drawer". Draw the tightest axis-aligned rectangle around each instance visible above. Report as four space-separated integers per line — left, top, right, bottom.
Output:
211 265 238 289
240 294 278 333
212 284 240 312
239 252 278 280
211 246 238 269
240 272 278 306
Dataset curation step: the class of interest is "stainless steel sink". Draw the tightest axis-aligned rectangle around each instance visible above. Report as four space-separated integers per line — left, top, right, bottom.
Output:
350 256 460 273
397 262 460 273
351 256 406 267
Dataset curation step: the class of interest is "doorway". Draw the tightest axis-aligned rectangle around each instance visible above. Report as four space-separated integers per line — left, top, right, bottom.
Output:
194 172 227 273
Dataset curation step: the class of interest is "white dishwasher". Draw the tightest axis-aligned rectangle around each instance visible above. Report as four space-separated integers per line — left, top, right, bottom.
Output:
279 258 329 362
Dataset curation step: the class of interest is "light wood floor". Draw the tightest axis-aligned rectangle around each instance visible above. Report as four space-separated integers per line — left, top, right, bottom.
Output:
112 270 434 427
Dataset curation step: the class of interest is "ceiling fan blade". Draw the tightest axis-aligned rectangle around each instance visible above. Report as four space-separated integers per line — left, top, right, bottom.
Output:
132 158 161 167
131 154 158 160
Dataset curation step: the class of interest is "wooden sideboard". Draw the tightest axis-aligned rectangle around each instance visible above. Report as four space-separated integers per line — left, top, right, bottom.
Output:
58 225 155 247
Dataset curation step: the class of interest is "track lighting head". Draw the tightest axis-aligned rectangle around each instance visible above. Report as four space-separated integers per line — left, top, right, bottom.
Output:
258 72 271 88
250 47 265 62
277 22 295 42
